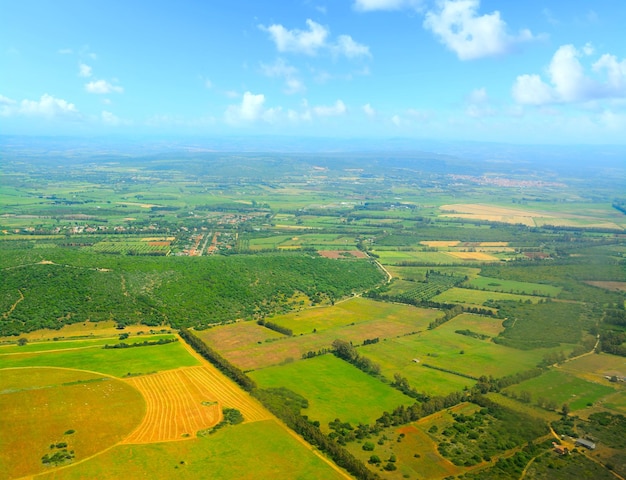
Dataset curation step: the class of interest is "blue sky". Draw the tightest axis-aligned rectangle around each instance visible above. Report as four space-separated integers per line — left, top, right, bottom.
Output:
1 0 626 143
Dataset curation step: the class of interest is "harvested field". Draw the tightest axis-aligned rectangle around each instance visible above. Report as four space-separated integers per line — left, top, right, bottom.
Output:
318 250 368 259
123 367 221 443
420 241 460 247
446 251 499 261
123 365 271 444
585 281 626 292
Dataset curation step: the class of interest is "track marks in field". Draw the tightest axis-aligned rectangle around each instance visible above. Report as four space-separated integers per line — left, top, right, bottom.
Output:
123 367 220 443
123 366 270 444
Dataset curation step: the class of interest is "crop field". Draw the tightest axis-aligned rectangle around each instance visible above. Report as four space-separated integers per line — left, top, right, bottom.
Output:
250 354 412 428
201 315 434 371
446 251 500 261
558 353 626 384
445 313 505 337
463 275 562 296
360 320 566 382
0 367 145 479
585 281 626 292
505 369 619 412
374 250 467 265
0 341 199 377
123 367 221 443
262 297 440 335
432 287 542 305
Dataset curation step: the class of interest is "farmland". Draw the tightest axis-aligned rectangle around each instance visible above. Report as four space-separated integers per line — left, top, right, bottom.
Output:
1 139 625 479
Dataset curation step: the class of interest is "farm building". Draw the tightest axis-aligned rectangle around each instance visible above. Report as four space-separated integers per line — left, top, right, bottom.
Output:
552 442 568 455
575 438 596 450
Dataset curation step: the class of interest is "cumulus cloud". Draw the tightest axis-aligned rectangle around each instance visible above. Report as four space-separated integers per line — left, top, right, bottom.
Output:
260 19 328 55
353 0 422 11
512 44 626 105
465 87 495 117
260 19 370 59
362 103 376 117
78 63 92 78
0 93 79 118
260 58 305 94
424 0 537 60
224 91 281 124
85 80 123 94
312 100 347 117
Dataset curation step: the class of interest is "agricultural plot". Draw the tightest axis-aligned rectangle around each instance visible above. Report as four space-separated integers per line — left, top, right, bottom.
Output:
505 369 618 412
89 239 171 255
262 297 440 336
0 367 144 479
559 352 626 383
360 320 567 384
445 251 500 261
374 250 467 265
249 354 412 428
123 367 221 443
384 272 466 303
463 275 562 297
0 341 199 377
36 420 349 480
432 287 542 305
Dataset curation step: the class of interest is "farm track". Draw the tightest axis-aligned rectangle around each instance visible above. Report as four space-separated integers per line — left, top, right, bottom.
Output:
3 289 24 319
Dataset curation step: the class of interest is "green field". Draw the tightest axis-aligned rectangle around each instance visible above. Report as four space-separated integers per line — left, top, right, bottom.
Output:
250 354 412 428
463 276 562 297
505 369 619 411
0 334 175 355
0 341 199 377
265 297 441 336
35 420 347 480
432 287 543 305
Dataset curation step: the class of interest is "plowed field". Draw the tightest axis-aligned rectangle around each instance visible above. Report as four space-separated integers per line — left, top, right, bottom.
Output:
123 366 271 444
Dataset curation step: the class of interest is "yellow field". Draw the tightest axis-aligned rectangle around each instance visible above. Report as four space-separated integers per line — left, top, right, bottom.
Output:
123 365 272 444
420 240 460 247
0 367 144 479
446 251 500 261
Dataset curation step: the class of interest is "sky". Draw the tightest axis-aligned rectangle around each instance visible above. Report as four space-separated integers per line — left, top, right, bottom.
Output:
1 0 626 143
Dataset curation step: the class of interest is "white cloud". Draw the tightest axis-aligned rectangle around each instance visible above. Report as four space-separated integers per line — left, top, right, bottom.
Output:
512 44 626 105
512 75 554 105
260 19 370 59
101 110 122 126
260 58 305 94
79 63 92 78
465 87 495 117
353 0 422 11
58 48 73 55
1 94 79 118
85 80 123 94
424 0 537 60
205 79 213 89
260 19 328 56
312 100 347 117
391 114 402 126
224 91 281 124
334 35 371 58
362 103 376 117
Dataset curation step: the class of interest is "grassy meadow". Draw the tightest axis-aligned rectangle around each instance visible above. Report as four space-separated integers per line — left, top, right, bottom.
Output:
250 354 412 428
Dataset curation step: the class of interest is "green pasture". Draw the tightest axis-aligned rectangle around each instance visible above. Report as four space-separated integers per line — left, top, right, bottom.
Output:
374 250 467 265
250 354 412 428
463 276 562 297
35 420 346 480
505 369 618 411
0 367 144 479
0 341 198 377
360 320 569 383
432 287 542 305
266 297 441 336
0 334 175 355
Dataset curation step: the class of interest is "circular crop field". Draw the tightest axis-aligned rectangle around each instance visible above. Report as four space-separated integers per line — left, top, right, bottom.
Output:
0 367 145 479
